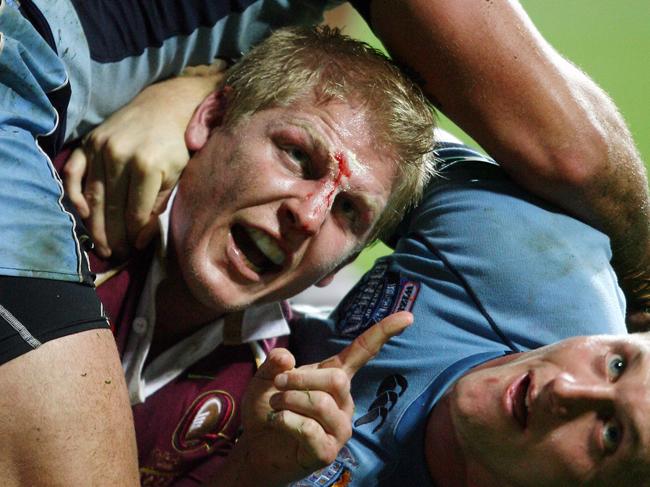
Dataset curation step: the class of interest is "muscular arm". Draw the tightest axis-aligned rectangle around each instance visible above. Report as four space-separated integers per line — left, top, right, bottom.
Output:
366 0 649 314
0 330 139 486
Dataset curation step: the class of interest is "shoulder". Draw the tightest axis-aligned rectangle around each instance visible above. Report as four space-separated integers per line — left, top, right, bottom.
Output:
393 143 626 347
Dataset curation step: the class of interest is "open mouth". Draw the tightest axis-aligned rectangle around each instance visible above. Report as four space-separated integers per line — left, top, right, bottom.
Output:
231 224 285 275
510 373 531 429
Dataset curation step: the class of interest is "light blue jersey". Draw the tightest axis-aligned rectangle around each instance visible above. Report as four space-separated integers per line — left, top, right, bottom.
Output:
291 144 627 486
0 0 84 281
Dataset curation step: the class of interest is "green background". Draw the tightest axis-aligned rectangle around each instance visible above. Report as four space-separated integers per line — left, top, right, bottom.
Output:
326 1 650 270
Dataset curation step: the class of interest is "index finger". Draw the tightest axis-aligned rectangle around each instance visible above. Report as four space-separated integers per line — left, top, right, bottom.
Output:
318 311 412 378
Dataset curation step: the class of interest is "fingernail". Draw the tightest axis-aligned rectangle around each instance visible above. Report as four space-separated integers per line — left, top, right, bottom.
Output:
275 374 288 388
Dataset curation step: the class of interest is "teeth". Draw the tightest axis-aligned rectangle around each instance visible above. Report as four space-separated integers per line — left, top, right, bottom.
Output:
240 252 262 273
246 227 286 265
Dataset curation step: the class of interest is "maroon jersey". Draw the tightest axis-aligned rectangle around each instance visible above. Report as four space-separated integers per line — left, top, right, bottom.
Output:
91 241 288 486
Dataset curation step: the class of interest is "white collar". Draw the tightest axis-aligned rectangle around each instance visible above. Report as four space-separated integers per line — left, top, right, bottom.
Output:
122 189 290 405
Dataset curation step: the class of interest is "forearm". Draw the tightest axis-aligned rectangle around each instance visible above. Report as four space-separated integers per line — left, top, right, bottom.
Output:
368 0 650 303
129 62 227 142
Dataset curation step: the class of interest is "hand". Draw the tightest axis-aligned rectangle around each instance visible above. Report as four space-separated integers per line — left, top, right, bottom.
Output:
63 62 227 259
231 311 413 487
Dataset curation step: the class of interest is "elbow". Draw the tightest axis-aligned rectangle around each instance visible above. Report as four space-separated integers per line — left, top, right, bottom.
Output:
529 120 610 191
551 135 608 189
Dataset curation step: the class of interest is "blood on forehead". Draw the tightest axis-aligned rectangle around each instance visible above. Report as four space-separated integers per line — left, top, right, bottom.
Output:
302 151 353 231
323 151 354 208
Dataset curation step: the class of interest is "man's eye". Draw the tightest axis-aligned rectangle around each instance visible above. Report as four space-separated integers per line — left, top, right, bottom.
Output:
285 147 312 175
336 197 359 224
602 420 622 454
607 354 626 381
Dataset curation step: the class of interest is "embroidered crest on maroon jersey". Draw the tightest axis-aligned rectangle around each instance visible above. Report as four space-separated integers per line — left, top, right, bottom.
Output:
172 390 236 453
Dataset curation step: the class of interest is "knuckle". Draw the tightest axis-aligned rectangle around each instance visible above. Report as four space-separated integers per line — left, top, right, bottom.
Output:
132 153 157 174
355 333 376 359
285 372 304 390
62 162 78 179
84 132 104 149
124 207 149 226
104 142 130 164
169 154 189 173
339 421 352 441
300 418 320 439
312 395 331 416
329 369 350 392
83 191 102 207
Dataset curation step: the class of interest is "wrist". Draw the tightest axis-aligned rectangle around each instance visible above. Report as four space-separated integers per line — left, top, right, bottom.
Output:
208 436 285 487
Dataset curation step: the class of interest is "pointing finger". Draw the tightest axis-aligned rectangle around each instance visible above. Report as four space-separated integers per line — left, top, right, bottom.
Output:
318 311 412 378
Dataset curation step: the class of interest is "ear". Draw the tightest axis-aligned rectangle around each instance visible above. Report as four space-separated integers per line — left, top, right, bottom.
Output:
185 88 229 151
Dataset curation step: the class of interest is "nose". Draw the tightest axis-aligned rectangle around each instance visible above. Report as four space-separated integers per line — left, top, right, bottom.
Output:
546 372 616 416
280 184 333 238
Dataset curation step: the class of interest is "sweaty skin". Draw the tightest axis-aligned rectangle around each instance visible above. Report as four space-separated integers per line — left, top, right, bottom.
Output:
428 333 650 486
308 151 352 225
162 94 396 337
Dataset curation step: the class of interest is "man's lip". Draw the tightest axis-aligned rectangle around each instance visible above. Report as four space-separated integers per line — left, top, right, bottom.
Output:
226 231 262 282
505 372 531 430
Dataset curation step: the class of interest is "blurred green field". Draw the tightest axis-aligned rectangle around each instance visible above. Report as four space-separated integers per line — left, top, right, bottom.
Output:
327 1 650 271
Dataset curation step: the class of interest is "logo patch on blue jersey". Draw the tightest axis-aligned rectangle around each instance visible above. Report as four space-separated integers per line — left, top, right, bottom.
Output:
291 446 357 486
354 374 408 433
336 260 420 337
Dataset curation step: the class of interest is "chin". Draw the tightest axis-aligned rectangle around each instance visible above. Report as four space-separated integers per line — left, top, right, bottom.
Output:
178 257 241 313
193 275 255 314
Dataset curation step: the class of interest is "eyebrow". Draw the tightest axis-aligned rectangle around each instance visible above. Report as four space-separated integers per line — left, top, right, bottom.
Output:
290 121 331 160
284 120 387 231
620 345 643 464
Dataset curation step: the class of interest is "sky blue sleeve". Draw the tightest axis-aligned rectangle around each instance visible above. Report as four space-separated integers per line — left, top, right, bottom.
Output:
396 163 627 350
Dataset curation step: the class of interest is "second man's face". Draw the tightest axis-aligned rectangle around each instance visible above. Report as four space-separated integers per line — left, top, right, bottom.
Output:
438 333 650 486
171 95 396 314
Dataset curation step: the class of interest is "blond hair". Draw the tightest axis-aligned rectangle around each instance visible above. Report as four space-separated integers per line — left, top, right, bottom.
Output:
223 26 437 243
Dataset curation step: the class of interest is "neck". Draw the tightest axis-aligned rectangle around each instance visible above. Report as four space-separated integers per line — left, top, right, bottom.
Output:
426 392 507 487
426 394 469 487
152 253 223 356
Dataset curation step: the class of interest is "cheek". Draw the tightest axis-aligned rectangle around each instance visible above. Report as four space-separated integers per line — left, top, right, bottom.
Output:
453 372 502 420
539 422 594 477
304 231 354 271
448 383 496 449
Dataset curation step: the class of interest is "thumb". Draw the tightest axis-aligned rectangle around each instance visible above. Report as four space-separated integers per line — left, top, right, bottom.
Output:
255 348 296 381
